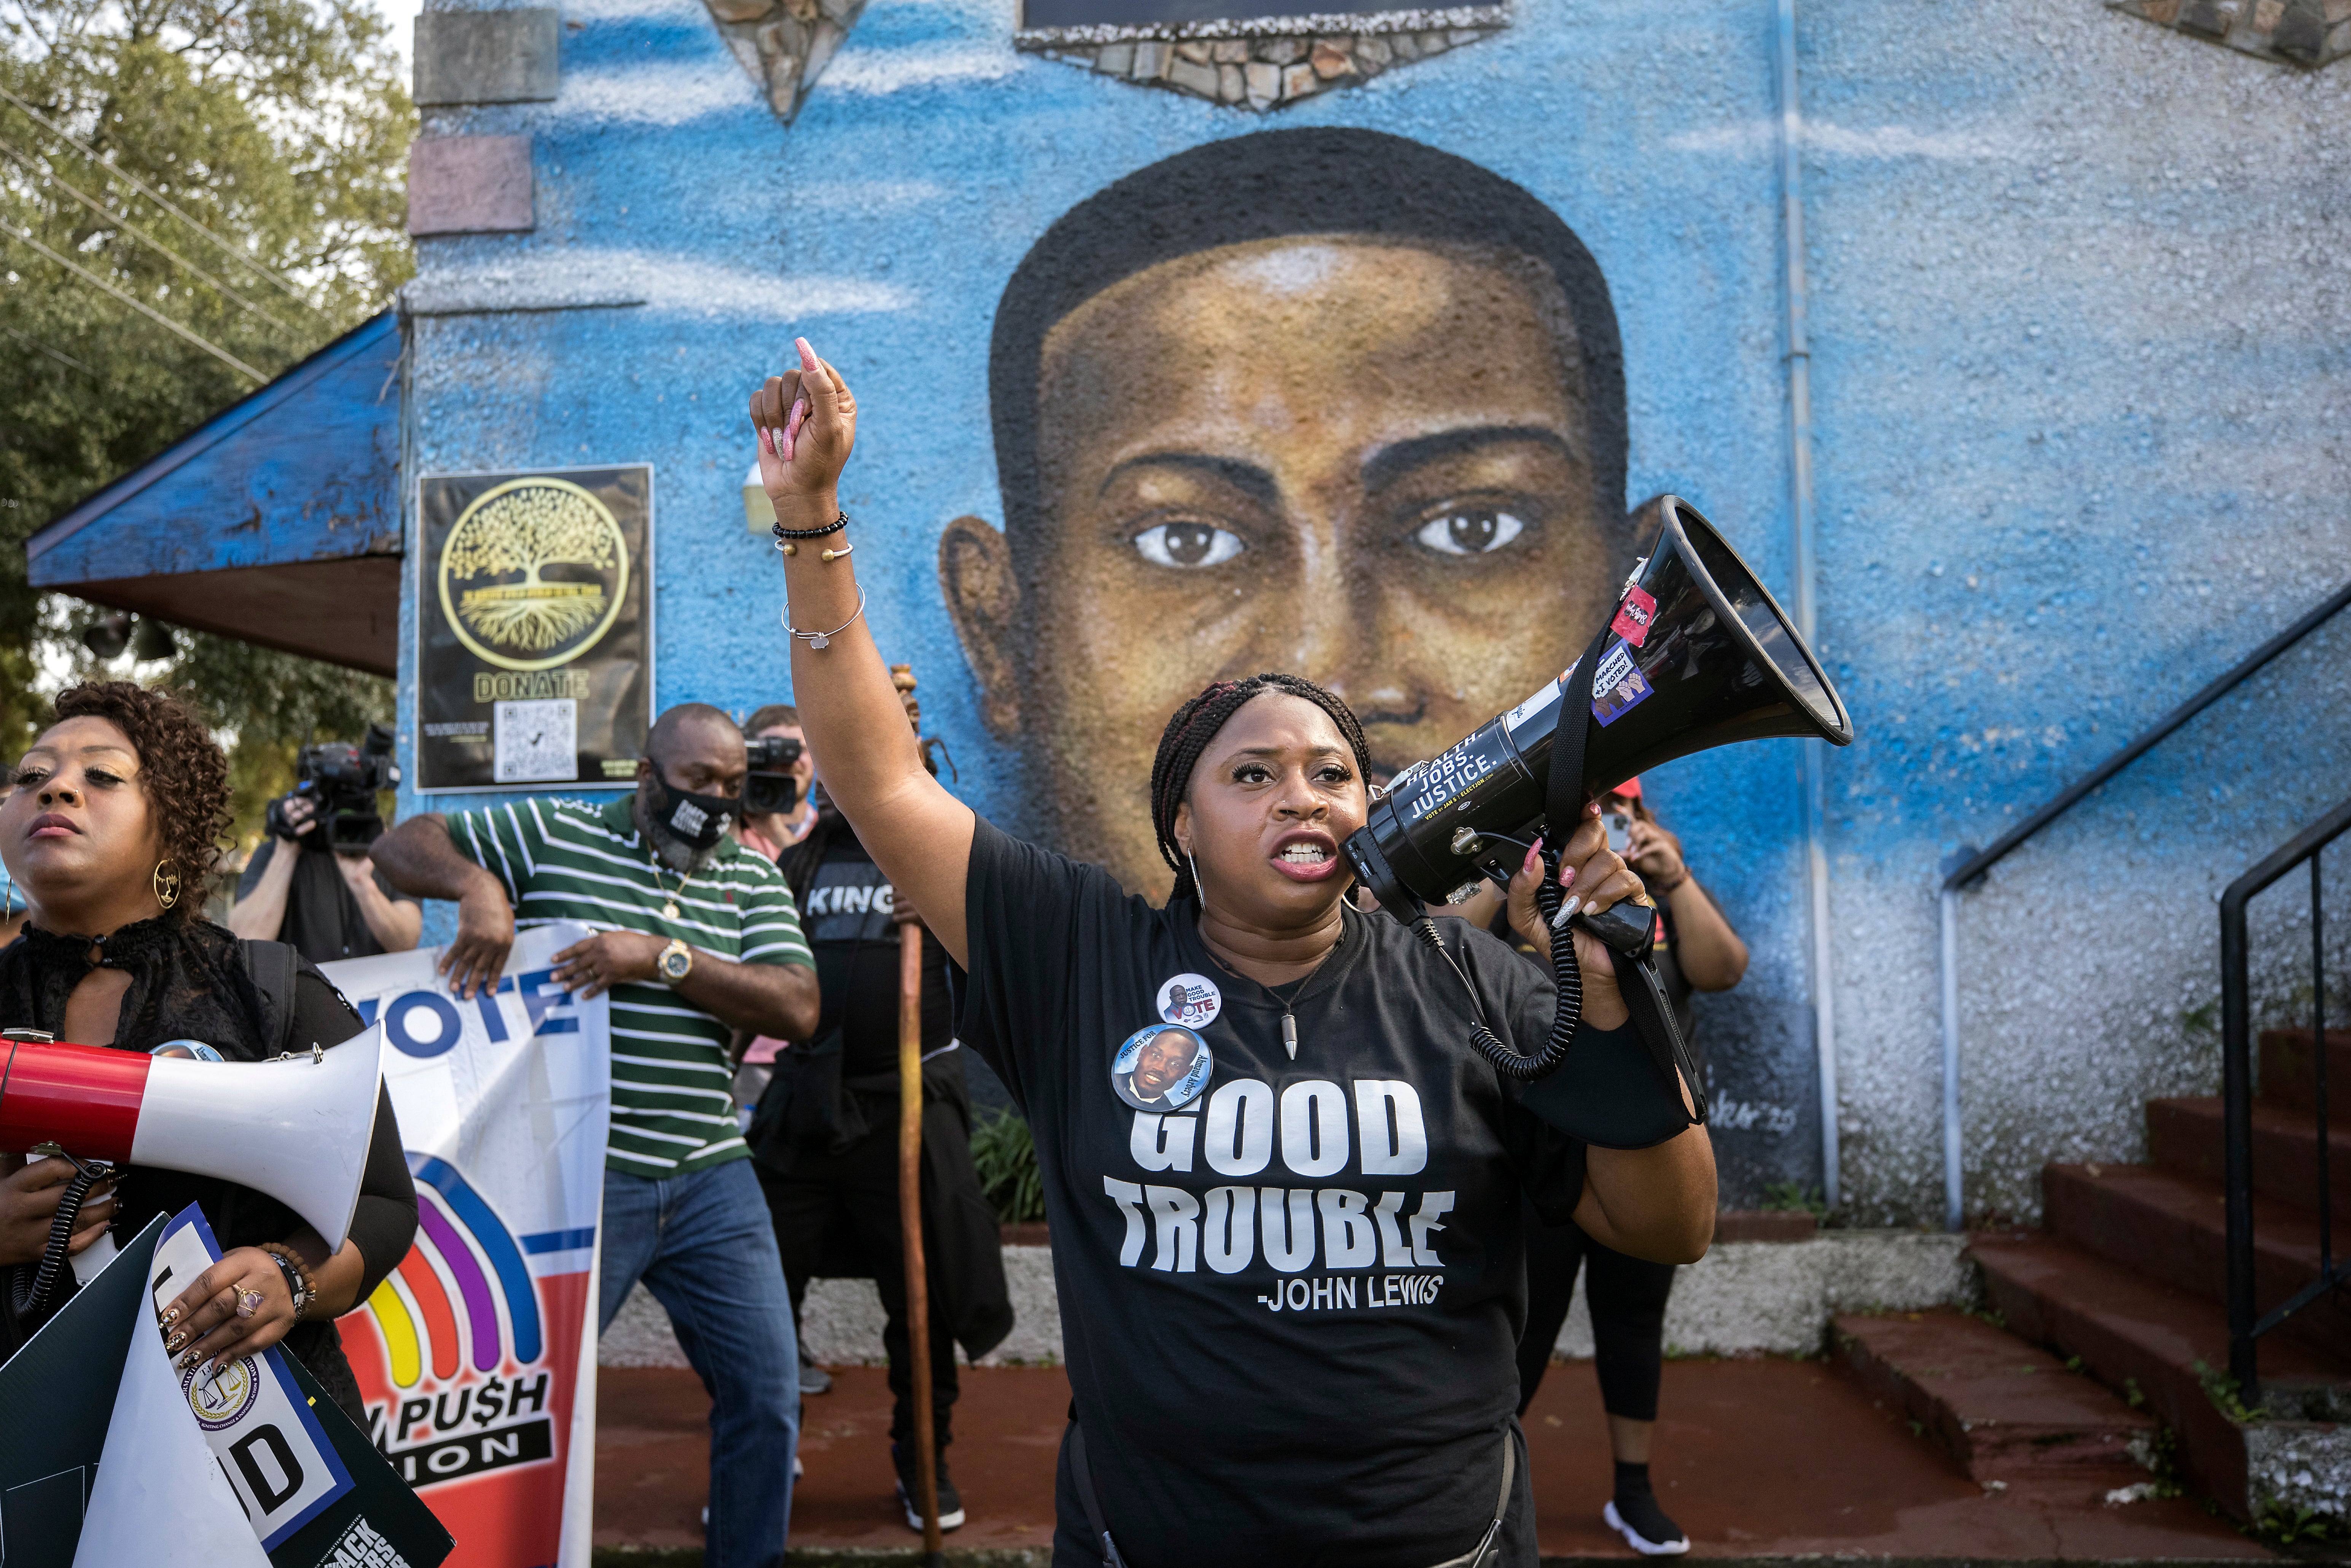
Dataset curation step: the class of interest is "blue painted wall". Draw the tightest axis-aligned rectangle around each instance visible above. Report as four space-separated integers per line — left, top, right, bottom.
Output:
400 0 2351 1221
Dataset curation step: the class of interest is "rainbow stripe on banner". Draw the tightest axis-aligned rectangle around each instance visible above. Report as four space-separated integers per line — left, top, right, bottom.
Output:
366 1156 544 1388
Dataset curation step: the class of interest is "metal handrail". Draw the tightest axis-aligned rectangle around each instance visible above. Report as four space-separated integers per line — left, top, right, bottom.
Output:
1935 579 2351 1229
2220 796 2346 1402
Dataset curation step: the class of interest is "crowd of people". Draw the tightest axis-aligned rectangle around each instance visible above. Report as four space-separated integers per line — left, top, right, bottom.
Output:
0 359 1753 1568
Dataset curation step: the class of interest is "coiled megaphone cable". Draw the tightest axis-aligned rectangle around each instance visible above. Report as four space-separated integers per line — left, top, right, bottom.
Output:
1409 851 1585 1082
8 1149 110 1320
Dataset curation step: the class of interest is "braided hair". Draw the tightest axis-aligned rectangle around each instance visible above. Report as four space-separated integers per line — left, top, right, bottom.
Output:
1149 673 1372 904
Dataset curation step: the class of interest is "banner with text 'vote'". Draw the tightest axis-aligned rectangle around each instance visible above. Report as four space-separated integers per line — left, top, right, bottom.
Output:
322 923 610 1568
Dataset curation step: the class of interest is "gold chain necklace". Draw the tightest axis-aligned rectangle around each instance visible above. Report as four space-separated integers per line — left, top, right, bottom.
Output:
652 858 694 921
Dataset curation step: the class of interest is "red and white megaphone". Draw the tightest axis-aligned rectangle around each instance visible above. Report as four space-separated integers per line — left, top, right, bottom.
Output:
0 1026 386 1251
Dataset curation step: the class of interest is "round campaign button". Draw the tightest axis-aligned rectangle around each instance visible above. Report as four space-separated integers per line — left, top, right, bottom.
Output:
1155 973 1222 1029
1111 1023 1212 1113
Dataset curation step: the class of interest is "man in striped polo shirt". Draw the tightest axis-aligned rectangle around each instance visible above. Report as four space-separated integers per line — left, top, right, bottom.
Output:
373 704 819 1568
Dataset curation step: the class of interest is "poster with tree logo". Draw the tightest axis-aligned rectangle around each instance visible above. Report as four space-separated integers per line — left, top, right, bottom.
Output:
416 466 653 792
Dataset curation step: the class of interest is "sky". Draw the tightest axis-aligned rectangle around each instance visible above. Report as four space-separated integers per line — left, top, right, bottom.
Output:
374 0 422 72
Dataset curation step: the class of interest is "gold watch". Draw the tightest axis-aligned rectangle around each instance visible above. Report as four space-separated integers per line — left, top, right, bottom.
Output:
656 938 694 984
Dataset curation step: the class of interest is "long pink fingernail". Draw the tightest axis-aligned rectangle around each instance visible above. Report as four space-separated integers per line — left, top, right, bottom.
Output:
1521 844 1540 873
795 336 817 369
1558 864 1576 888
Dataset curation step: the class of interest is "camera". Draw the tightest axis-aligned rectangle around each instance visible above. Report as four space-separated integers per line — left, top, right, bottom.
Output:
743 734 803 817
266 724 401 852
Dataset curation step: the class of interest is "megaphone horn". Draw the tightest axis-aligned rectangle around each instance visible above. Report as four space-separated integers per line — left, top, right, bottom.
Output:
1345 494 1855 915
0 1025 387 1252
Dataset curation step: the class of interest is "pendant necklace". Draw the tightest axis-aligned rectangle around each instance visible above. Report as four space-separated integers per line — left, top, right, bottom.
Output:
1207 933 1338 1062
653 860 693 921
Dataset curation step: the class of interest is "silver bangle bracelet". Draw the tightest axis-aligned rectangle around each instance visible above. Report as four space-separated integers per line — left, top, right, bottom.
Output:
783 586 867 650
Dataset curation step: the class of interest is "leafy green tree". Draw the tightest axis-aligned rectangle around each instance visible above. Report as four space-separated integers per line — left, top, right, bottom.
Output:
0 0 413 836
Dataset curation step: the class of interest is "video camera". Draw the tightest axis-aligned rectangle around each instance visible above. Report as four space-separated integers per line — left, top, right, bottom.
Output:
264 724 401 852
744 734 803 817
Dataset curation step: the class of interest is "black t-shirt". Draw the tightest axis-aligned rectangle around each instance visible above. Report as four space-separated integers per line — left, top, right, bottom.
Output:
237 839 415 966
800 836 954 1079
958 819 1590 1566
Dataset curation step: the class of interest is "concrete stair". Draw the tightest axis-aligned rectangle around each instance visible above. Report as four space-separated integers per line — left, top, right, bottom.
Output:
1831 1308 2157 1486
1961 1027 2351 1523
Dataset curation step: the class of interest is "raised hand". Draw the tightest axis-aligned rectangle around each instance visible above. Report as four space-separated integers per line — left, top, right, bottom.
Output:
750 336 857 512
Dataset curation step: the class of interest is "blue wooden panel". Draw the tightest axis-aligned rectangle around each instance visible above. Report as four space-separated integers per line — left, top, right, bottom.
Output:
27 311 401 589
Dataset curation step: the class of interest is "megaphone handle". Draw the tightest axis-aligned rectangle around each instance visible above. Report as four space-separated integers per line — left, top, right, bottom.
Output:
1571 900 1654 955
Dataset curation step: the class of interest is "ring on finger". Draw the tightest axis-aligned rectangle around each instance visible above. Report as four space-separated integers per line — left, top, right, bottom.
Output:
236 1288 266 1318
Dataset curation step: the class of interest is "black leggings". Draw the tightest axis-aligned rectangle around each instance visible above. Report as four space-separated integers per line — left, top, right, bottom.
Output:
1515 1205 1676 1421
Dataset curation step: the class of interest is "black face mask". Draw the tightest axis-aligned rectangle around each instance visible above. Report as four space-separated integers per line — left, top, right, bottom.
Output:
645 772 738 852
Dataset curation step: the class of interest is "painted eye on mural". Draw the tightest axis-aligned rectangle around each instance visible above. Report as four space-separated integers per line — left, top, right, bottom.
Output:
1412 507 1527 557
1132 521 1245 568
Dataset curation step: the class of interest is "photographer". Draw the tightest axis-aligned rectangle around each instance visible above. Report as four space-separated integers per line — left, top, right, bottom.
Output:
229 795 421 962
1512 778 1747 1557
228 728 419 964
737 704 818 858
748 341 1714 1567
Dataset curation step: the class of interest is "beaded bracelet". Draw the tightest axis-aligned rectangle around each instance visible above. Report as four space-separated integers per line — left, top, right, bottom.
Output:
261 1242 315 1322
772 510 849 556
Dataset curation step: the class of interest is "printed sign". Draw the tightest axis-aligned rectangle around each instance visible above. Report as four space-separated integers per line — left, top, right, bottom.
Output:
149 1208 355 1549
0 1216 452 1568
324 924 611 1568
416 467 653 793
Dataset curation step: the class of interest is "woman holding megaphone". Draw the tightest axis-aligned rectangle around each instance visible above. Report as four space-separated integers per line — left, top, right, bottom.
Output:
0 682 416 1425
750 341 1716 1567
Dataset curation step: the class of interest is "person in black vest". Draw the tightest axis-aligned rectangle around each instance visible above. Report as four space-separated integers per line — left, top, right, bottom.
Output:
1512 777 1747 1556
747 760 1012 1535
744 341 1715 1567
228 791 421 964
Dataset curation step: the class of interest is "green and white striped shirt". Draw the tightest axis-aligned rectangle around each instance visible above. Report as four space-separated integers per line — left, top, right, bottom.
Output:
447 793 813 1176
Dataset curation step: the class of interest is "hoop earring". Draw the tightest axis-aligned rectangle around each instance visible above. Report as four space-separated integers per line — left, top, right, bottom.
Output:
152 859 180 912
1185 849 1202 901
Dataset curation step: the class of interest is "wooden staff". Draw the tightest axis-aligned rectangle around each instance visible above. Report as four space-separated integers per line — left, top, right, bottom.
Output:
900 914 945 1563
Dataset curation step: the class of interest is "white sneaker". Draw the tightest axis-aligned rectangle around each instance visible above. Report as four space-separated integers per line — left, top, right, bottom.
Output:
1604 1496 1690 1555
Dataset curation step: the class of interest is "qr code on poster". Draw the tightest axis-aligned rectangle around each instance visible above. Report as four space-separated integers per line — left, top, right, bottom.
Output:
494 698 577 783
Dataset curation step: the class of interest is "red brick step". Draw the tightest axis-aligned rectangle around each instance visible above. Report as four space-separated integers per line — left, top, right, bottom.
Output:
2147 1095 2351 1215
2263 1028 2349 1125
2042 1160 2350 1356
1831 1308 2155 1485
1969 1228 2351 1520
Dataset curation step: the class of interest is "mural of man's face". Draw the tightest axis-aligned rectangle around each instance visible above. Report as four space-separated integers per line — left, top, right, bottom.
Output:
1132 1030 1201 1099
945 235 1621 894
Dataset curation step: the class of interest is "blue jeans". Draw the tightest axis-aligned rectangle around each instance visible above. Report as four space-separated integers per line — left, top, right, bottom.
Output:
600 1159 799 1568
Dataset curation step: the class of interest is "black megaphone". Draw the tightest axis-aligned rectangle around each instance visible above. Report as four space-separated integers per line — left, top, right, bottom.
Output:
1343 494 1854 932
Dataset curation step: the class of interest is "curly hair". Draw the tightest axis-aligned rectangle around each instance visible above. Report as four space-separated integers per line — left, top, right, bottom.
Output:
46 681 232 920
1148 673 1372 904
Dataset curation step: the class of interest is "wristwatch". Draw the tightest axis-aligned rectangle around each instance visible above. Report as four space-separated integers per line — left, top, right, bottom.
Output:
657 938 695 985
